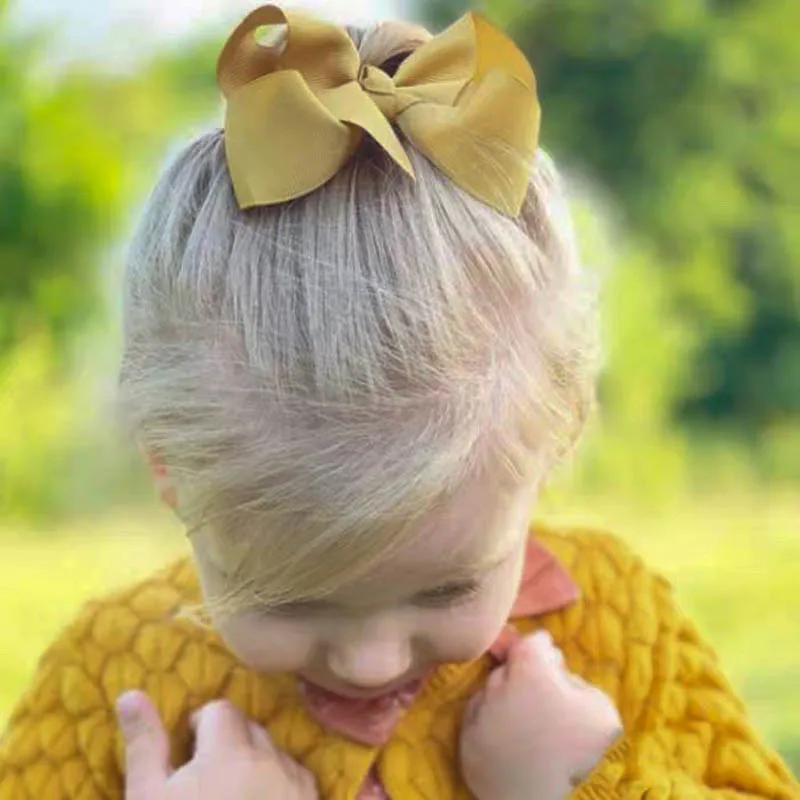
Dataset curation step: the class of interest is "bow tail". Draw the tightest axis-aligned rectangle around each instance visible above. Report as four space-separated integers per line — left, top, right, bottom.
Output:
322 82 414 177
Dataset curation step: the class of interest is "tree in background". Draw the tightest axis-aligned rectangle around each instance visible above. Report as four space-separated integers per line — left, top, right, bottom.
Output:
0 3 219 522
420 0 799 482
0 13 217 362
2 0 797 520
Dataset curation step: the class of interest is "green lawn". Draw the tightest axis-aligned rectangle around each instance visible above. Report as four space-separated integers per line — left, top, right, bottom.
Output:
2 491 798 776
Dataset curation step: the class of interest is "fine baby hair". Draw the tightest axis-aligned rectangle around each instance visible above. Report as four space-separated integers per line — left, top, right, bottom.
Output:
116 7 601 616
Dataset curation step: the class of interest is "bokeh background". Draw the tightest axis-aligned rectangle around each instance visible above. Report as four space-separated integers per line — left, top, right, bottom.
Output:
1 0 798 775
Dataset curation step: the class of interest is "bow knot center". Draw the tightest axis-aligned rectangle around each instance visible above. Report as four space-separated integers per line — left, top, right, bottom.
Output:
358 64 400 120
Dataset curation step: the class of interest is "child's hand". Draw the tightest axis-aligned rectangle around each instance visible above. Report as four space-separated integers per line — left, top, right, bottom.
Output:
459 631 623 800
118 691 319 800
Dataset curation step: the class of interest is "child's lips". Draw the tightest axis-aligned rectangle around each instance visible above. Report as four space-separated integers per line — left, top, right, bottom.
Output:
296 672 432 746
298 674 425 701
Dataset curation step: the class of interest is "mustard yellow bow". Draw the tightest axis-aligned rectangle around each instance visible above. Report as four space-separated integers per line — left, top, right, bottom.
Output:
217 4 540 217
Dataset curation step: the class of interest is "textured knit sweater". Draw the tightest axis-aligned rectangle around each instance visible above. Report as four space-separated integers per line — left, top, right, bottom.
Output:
1 523 797 800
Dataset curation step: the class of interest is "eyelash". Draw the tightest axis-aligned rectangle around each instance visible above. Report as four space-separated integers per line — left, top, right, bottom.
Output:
260 582 481 617
414 581 482 609
260 599 331 618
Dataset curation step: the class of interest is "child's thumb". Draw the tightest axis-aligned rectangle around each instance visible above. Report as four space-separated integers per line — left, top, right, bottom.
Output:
505 630 564 681
117 690 170 797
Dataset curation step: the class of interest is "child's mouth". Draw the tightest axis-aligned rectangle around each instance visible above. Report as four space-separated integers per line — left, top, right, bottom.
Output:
296 673 431 745
298 673 425 702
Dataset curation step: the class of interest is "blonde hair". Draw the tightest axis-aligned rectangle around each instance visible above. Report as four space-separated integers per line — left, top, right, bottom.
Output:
117 19 601 616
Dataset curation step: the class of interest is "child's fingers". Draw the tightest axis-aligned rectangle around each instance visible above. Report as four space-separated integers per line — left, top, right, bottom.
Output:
192 700 253 757
504 630 562 682
117 690 171 797
570 712 625 784
248 719 279 753
508 632 610 705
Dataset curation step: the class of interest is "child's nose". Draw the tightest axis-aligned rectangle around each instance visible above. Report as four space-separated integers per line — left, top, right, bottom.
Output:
327 627 414 689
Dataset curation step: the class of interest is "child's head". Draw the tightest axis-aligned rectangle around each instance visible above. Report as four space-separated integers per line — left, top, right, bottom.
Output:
118 9 600 694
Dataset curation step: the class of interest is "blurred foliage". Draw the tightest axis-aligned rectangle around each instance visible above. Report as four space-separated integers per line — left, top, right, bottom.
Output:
422 0 800 438
0 5 221 521
0 12 218 363
0 0 798 521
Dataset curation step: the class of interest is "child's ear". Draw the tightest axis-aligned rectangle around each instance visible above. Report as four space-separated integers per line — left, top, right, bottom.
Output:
140 444 179 512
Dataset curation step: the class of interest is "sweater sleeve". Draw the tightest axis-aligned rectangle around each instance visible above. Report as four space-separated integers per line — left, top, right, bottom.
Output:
0 601 125 800
0 560 196 800
565 535 799 800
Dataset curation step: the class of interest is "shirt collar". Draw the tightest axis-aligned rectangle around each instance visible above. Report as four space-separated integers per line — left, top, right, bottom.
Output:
508 533 580 618
487 533 580 662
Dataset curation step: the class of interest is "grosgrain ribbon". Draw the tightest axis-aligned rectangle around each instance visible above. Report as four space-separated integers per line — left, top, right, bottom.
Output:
216 4 540 216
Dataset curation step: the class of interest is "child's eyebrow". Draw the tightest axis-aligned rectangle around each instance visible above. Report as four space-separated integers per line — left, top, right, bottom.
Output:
432 543 515 582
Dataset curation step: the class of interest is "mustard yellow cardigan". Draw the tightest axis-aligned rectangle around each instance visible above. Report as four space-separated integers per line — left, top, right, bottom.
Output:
1 524 797 799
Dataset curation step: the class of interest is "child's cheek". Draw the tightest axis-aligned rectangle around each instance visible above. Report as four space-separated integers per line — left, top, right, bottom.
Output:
217 614 317 673
424 604 511 663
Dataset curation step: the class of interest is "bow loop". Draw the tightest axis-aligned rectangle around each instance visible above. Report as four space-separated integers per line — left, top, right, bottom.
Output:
217 5 360 96
217 4 540 216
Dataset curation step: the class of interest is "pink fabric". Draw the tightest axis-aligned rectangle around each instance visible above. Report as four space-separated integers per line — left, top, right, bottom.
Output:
297 537 581 797
486 538 580 662
355 766 391 800
297 675 426 747
505 536 581 619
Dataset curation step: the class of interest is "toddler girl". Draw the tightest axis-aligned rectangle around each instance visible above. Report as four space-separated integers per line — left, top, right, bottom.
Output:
1 4 797 799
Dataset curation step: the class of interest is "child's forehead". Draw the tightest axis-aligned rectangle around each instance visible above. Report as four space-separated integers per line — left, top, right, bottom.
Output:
195 469 535 605
338 480 531 589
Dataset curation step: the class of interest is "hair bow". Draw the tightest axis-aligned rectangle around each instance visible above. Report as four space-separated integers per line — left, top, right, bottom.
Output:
217 4 540 217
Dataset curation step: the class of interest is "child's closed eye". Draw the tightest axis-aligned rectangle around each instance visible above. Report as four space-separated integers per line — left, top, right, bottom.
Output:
255 580 482 617
413 580 481 609
259 598 334 617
